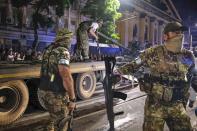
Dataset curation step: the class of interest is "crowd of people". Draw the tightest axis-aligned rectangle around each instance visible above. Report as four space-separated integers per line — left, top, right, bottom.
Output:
0 48 42 62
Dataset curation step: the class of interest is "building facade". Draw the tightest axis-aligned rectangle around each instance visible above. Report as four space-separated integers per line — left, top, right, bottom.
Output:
0 0 181 51
0 0 88 51
117 0 182 49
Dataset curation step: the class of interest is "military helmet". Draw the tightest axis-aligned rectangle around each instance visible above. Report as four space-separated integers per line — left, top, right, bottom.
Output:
55 28 73 42
163 22 188 34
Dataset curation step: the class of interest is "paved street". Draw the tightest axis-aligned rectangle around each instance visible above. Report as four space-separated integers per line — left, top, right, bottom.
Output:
1 86 197 131
73 87 197 131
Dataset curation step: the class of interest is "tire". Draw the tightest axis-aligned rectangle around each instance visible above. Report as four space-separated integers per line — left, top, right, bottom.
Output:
37 88 47 110
27 80 46 110
76 72 96 99
0 80 29 125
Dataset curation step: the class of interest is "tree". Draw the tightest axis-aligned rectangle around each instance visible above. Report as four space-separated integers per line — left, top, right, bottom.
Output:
82 0 121 43
12 0 75 51
31 0 74 51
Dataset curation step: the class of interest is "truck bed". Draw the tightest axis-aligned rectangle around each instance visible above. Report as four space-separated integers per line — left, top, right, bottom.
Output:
0 61 105 82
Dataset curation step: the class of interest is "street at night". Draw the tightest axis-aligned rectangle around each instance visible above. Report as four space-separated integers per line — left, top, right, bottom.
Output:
0 0 197 131
1 86 197 131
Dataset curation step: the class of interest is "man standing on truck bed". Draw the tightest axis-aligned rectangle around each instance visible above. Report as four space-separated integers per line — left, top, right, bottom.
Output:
39 28 76 131
75 19 103 61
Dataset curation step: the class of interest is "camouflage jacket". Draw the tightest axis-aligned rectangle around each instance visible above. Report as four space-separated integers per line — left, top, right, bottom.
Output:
119 45 195 102
40 43 70 93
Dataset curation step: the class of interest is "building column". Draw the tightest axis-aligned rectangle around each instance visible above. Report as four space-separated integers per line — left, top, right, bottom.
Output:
149 17 155 45
76 0 81 28
6 0 14 24
120 21 125 45
158 21 164 44
139 13 146 48
124 12 129 47
128 20 133 44
124 21 129 47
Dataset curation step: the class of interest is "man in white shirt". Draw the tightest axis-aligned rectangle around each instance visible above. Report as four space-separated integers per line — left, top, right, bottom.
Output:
75 19 103 61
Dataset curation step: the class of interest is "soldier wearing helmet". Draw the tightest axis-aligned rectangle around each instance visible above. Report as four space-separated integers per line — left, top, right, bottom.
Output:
118 22 195 131
39 28 76 131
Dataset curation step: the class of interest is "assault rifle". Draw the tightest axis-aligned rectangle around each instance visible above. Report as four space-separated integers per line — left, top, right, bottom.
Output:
58 109 74 131
67 110 74 131
103 57 127 131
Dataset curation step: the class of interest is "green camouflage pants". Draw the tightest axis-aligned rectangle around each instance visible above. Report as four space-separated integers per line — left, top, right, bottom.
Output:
143 96 192 131
76 28 89 60
39 90 69 131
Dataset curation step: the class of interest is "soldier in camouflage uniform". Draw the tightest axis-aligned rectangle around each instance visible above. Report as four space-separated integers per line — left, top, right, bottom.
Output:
39 28 76 131
75 19 103 61
118 22 195 131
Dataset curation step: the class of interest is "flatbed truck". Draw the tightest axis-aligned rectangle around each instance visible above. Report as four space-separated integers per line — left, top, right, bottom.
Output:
0 61 106 125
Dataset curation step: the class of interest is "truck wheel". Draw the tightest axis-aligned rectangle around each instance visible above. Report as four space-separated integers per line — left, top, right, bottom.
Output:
76 72 96 99
27 80 46 110
37 88 47 110
0 80 29 125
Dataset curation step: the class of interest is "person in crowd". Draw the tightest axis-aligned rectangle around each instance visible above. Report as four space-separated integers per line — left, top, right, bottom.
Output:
37 51 42 60
7 49 14 62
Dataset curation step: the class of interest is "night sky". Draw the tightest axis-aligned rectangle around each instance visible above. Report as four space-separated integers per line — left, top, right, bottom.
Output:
172 0 197 24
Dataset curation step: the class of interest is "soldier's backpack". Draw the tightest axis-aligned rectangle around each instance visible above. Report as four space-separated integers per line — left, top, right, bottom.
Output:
79 21 93 32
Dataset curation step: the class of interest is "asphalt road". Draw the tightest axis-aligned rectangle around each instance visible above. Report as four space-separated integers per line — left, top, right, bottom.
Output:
73 87 197 131
2 87 197 131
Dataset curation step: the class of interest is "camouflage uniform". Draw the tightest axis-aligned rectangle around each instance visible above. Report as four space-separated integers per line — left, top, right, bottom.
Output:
39 28 73 131
75 22 90 60
119 45 195 131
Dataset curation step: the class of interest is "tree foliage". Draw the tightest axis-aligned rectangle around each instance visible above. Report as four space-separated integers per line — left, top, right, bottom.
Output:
12 0 74 51
82 0 121 43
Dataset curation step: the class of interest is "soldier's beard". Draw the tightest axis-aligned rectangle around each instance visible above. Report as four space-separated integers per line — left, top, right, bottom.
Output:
165 34 184 53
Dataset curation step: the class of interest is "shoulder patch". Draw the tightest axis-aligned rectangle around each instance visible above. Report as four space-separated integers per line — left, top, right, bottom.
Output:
56 46 70 65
